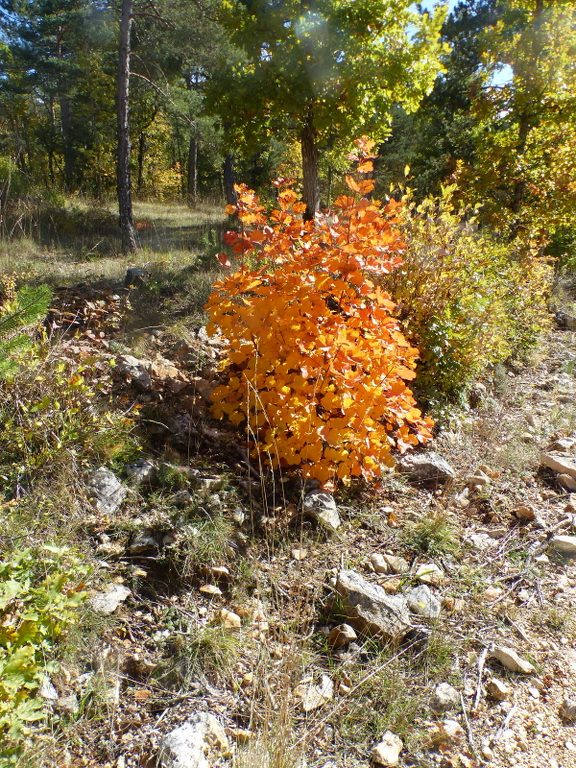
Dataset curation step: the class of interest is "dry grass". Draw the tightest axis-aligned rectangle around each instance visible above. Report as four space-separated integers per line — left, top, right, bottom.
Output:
0 198 225 288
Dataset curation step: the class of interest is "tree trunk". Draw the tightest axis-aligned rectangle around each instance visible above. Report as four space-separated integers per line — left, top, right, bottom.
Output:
300 107 320 221
55 31 74 192
511 110 531 215
136 131 146 194
187 133 198 207
116 0 137 254
223 153 237 205
60 96 74 192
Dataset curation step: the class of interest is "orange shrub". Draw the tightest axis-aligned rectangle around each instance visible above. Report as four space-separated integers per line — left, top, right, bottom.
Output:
206 139 433 485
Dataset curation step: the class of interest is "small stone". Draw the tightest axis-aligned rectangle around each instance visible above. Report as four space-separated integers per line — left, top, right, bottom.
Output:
549 437 576 452
467 471 491 489
415 563 445 586
334 570 411 640
550 536 576 556
431 683 461 712
455 490 470 509
513 505 536 522
399 452 456 484
56 694 79 715
528 686 540 699
382 578 402 594
170 490 194 508
209 566 231 580
490 646 535 674
371 731 403 766
199 585 222 596
116 354 153 391
87 467 127 515
370 553 390 574
89 584 131 615
442 596 464 613
295 675 334 712
219 609 241 629
291 548 308 561
406 585 441 619
303 491 341 532
468 532 493 550
158 713 231 768
485 678 511 701
383 554 410 574
483 586 503 601
481 743 494 760
327 623 357 650
129 531 159 555
430 719 465 746
560 697 576 722
96 539 125 558
39 677 58 701
541 453 576 480
125 458 156 486
558 475 576 492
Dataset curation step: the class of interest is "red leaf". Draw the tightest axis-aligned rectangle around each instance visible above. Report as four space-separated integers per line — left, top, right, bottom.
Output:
217 252 231 267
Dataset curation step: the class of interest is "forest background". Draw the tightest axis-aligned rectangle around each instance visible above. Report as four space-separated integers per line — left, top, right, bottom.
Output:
1 0 575 406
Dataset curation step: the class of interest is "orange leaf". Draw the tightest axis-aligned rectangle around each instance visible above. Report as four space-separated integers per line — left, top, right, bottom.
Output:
345 175 361 193
357 160 374 174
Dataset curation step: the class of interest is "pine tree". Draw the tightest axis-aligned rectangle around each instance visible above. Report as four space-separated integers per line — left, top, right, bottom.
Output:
0 285 52 379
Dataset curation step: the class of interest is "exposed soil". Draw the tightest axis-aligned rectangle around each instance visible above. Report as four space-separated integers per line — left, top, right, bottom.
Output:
35 286 576 768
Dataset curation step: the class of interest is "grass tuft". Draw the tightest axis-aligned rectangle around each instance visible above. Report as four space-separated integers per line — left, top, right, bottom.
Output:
401 513 461 557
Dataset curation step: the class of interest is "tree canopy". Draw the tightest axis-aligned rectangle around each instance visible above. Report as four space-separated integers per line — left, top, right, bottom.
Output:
207 0 447 215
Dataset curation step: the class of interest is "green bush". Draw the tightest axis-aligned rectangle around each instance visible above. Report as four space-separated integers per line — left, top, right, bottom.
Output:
0 546 87 763
384 185 553 404
0 156 25 201
0 353 138 487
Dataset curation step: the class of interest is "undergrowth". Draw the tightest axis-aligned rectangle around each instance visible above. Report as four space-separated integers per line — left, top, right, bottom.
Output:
0 547 88 764
386 184 553 405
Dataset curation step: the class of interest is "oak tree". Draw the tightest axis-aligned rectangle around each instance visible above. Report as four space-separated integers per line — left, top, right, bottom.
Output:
208 0 447 219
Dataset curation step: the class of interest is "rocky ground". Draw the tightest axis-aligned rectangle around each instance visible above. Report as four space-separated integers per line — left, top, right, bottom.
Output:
35 283 576 768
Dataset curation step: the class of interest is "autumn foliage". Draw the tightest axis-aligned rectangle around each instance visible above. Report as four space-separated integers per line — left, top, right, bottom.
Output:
206 139 433 485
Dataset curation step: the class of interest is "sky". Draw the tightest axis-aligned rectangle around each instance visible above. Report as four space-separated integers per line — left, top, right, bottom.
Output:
420 0 459 11
418 0 513 85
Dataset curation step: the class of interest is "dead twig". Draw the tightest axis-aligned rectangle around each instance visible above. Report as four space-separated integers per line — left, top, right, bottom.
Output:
492 704 516 743
473 647 488 712
460 692 480 762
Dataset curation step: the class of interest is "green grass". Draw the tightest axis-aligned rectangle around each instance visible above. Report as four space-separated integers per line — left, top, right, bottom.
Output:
177 514 237 580
335 631 456 755
401 513 461 557
157 625 240 689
